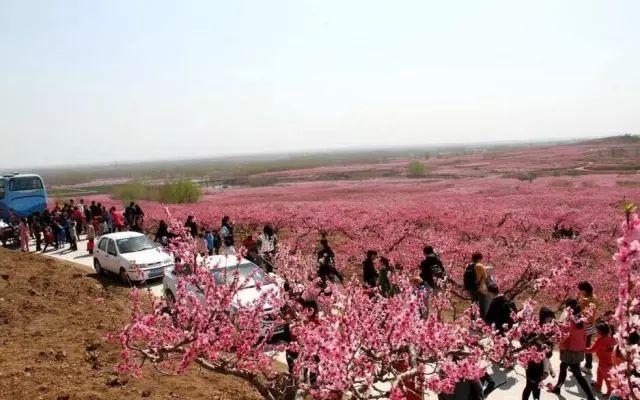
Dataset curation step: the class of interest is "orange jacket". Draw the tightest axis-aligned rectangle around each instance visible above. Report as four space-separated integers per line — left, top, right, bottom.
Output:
586 335 615 367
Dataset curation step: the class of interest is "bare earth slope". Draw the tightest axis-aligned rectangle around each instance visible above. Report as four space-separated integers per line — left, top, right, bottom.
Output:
0 248 260 400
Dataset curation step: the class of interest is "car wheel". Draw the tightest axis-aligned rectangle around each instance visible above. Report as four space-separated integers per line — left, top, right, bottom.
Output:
119 268 130 284
93 259 104 276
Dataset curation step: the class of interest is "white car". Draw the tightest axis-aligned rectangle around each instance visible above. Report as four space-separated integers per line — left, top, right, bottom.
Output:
93 232 174 282
163 255 286 335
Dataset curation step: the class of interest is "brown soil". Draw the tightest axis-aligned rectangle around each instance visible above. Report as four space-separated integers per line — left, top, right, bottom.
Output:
0 248 261 400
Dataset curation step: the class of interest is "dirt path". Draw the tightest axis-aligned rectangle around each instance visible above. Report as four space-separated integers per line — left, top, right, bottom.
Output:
0 248 261 400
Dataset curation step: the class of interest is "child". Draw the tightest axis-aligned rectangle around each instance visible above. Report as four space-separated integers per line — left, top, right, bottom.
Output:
68 220 78 251
18 218 30 252
42 226 54 253
205 231 215 256
196 232 208 257
86 223 95 254
586 321 616 395
56 221 66 247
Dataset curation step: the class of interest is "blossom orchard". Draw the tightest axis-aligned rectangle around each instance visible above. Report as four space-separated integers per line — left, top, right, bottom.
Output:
111 177 640 398
117 211 569 399
130 177 627 309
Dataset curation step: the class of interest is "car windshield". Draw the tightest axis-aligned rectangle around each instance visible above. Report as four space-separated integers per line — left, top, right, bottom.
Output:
116 235 156 254
212 263 266 287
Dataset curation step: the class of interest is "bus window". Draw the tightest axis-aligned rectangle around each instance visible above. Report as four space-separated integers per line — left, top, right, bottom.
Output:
9 177 43 191
0 181 4 199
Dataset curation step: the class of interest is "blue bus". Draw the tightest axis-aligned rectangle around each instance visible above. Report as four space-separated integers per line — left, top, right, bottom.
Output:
0 173 48 220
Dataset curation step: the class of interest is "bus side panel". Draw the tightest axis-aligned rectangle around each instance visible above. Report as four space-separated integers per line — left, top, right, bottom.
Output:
9 193 47 217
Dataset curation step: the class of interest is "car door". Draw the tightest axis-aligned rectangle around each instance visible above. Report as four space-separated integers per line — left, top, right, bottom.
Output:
104 238 119 273
95 237 109 268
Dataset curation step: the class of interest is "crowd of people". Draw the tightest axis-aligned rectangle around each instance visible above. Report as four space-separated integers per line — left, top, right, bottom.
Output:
154 214 279 273
354 243 629 400
5 199 146 254
5 198 632 400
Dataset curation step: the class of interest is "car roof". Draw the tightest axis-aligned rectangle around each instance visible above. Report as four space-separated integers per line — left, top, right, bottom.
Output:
99 231 147 240
204 255 255 269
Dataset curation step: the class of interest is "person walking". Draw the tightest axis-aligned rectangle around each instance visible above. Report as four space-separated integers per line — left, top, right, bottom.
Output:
110 207 125 232
483 286 517 334
42 225 54 253
154 220 175 244
362 250 379 288
419 246 446 290
378 257 400 298
124 201 136 227
585 321 615 396
578 281 598 372
86 223 95 254
317 239 343 287
196 232 208 257
132 204 145 232
90 201 100 218
185 215 198 237
242 234 258 262
521 307 555 400
257 225 277 271
551 299 596 400
83 203 92 233
220 216 234 247
68 220 78 251
31 212 43 252
438 379 485 400
213 229 222 255
72 206 83 237
205 230 215 256
18 218 30 252
464 252 489 317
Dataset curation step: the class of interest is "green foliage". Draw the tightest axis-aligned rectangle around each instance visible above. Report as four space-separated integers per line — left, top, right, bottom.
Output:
621 199 637 223
113 180 149 202
159 180 202 203
408 161 427 177
113 179 202 204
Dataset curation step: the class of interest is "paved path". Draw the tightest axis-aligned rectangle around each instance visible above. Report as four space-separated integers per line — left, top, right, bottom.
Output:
23 236 603 400
29 235 165 297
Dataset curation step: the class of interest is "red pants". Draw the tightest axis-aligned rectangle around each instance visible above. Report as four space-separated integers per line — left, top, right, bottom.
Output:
595 363 612 394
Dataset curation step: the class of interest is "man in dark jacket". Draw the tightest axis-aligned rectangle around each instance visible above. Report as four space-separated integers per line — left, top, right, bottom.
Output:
483 286 517 334
317 239 342 287
419 246 446 289
124 202 136 226
362 250 378 287
184 215 198 237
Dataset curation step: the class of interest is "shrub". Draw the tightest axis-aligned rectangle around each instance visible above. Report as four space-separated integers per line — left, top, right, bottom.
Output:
113 179 202 204
158 180 202 203
113 180 151 202
408 161 427 177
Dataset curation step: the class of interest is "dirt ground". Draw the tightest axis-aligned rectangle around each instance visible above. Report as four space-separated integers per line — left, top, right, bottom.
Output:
0 248 261 400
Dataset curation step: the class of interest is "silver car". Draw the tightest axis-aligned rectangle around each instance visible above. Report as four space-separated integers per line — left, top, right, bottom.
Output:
162 255 286 335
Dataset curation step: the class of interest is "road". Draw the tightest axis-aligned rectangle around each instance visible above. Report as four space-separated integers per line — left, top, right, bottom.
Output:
25 235 602 400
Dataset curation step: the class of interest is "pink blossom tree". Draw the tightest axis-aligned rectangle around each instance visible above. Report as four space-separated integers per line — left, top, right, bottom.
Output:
116 213 565 400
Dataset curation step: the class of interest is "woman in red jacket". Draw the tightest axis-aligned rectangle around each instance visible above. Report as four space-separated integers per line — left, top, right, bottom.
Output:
551 299 595 400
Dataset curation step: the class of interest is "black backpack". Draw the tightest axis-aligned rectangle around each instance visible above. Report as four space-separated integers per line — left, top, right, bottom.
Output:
463 263 478 292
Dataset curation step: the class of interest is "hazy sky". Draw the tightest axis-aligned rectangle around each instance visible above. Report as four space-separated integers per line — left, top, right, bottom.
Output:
1 0 638 168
